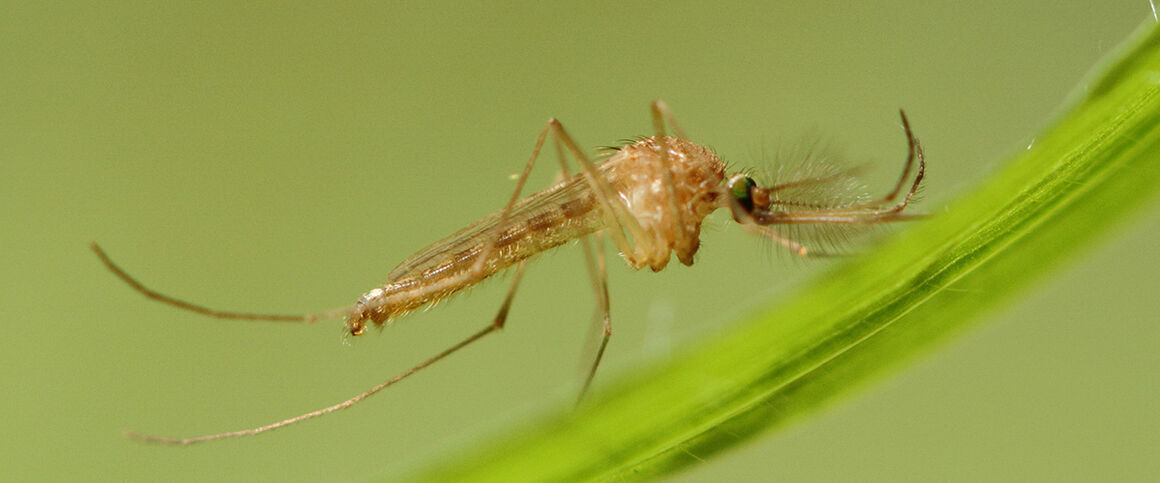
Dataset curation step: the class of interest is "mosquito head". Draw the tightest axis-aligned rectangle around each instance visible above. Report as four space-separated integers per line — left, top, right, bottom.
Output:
726 173 767 223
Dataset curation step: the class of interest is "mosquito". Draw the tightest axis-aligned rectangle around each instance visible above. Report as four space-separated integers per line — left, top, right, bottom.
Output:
94 100 925 445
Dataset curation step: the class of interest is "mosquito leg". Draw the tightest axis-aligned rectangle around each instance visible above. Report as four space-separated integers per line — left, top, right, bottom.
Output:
882 110 922 203
471 116 651 274
126 261 530 445
650 100 691 263
550 134 605 298
577 234 611 403
553 135 615 402
861 110 924 206
547 119 654 266
91 243 354 323
651 99 689 140
467 121 554 275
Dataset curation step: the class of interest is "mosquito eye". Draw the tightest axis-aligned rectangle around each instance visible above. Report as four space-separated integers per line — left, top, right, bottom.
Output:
730 176 757 212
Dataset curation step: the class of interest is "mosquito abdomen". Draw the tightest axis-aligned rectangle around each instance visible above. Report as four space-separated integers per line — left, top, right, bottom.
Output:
347 176 609 334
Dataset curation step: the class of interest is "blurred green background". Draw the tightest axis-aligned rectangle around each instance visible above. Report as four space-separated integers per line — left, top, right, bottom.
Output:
2 2 1157 481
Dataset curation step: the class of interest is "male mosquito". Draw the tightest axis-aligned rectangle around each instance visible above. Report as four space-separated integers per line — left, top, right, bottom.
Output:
94 100 925 445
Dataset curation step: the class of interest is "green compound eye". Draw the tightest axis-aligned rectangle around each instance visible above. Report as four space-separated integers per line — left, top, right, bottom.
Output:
730 176 757 212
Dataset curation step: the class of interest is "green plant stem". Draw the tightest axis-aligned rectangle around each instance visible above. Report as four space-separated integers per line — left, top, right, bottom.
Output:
402 21 1160 481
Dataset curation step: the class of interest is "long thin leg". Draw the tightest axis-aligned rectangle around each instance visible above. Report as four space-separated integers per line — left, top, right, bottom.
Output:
829 110 924 210
91 243 354 323
651 99 689 140
577 234 611 403
554 134 614 403
547 119 654 266
552 135 606 298
650 100 690 262
477 116 652 275
468 121 553 275
880 110 921 203
126 262 530 445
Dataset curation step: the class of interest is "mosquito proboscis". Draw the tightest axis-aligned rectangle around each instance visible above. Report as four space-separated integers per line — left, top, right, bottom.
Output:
96 100 925 445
